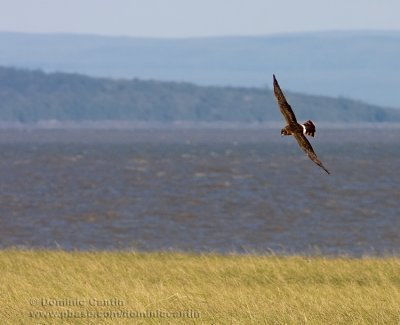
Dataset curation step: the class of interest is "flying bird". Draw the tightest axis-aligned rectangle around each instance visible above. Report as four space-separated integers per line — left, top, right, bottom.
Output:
273 74 330 174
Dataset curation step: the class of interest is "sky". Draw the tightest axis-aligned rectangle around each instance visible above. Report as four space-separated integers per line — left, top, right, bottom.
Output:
0 0 400 38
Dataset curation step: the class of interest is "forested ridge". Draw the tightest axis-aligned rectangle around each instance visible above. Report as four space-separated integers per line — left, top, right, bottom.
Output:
0 67 399 123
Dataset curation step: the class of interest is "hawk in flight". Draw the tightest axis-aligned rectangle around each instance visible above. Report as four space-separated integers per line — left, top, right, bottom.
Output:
273 74 330 174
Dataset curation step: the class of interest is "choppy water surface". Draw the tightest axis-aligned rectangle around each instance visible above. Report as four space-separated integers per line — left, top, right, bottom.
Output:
0 128 399 255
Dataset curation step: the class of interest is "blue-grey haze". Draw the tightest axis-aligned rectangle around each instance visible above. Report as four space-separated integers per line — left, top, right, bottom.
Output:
0 31 399 107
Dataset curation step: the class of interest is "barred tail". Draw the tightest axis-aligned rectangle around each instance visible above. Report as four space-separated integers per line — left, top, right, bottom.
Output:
302 120 316 137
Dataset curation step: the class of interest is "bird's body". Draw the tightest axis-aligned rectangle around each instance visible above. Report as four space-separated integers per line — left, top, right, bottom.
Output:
281 123 303 135
273 74 330 174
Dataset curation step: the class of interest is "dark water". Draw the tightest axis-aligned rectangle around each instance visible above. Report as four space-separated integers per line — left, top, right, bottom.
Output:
0 128 399 256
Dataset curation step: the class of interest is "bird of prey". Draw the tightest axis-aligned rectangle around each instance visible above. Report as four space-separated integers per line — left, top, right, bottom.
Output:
273 74 330 174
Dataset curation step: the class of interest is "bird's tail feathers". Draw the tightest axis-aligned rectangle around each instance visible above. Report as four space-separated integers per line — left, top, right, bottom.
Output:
302 120 316 137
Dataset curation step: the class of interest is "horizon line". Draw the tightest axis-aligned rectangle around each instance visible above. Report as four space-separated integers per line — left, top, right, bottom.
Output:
1 28 400 40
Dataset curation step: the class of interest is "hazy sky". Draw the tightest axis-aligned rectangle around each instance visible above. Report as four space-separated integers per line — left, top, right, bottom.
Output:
0 0 399 37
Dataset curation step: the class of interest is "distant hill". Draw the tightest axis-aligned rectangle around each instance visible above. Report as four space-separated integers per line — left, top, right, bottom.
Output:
0 31 400 107
0 67 399 124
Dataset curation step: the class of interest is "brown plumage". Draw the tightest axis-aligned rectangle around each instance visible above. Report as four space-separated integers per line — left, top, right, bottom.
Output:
273 74 330 174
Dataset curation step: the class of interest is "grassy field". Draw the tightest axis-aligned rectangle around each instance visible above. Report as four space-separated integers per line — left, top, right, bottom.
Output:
1 250 400 324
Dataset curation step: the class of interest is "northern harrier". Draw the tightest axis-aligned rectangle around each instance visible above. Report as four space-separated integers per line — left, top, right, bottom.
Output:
273 74 330 174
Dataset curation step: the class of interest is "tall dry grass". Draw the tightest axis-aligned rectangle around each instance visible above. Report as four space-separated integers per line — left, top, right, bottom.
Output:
1 250 400 324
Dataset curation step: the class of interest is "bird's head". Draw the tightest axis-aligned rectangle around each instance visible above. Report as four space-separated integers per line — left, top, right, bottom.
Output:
281 128 290 136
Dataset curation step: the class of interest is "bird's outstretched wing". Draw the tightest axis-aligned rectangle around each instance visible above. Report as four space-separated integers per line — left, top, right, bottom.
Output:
293 132 330 174
273 74 297 125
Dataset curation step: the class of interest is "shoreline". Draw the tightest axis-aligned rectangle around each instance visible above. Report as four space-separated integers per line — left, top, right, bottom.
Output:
1 120 400 130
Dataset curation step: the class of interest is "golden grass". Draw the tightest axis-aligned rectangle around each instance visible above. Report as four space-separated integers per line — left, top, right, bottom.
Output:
1 250 400 324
